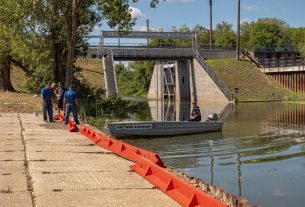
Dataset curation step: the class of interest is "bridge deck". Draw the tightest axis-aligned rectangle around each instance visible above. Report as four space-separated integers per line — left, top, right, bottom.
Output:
104 47 195 60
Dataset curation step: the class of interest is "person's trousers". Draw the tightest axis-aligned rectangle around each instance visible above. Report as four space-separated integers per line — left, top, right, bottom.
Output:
64 103 80 125
43 100 53 121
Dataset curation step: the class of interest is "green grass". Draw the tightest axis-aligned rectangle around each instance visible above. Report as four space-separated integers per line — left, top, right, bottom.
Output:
206 59 305 102
76 58 105 90
11 65 28 92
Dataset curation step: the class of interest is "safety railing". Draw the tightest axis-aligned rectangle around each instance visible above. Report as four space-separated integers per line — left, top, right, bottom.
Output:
194 50 234 101
199 44 237 51
258 57 305 68
105 48 195 60
101 30 196 39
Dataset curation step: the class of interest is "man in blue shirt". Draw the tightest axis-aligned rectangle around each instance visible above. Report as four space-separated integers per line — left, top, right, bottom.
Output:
63 84 80 125
41 83 54 122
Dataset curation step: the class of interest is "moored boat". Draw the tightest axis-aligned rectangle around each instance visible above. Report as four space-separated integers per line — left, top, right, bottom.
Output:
107 121 223 138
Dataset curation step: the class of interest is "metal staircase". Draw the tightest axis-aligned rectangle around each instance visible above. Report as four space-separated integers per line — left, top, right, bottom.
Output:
193 50 234 101
103 51 118 97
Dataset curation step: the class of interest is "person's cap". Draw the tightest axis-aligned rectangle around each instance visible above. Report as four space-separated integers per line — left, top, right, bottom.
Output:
69 84 76 88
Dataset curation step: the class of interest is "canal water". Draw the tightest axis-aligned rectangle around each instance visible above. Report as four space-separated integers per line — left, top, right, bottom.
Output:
96 101 305 207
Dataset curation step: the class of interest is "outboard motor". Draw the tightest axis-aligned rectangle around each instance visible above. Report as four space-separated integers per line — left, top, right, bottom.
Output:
207 113 218 122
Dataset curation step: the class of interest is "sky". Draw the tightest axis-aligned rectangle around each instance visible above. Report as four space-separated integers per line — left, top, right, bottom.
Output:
89 0 304 45
128 0 304 30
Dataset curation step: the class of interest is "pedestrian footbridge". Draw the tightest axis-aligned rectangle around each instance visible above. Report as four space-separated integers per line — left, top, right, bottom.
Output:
87 31 234 102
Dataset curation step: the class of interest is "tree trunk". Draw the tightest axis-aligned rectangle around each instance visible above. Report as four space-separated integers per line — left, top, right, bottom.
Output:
0 54 15 92
51 2 61 83
65 0 79 87
52 38 61 82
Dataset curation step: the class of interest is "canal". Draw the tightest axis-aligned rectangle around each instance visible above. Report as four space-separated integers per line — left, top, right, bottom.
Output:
92 100 305 207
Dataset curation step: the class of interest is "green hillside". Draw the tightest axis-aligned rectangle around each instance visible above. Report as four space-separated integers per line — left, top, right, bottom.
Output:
206 59 305 101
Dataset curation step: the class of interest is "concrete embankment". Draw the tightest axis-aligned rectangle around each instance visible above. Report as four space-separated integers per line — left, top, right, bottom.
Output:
0 113 178 207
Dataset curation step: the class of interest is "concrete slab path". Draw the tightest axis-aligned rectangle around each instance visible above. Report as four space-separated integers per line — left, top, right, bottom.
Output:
0 113 179 207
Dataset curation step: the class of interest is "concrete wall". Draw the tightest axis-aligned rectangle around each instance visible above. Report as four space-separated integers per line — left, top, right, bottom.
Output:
175 60 190 101
147 63 163 100
261 65 305 73
191 58 229 102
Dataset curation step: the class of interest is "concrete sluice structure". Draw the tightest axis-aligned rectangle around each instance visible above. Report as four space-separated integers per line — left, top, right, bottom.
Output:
148 59 230 102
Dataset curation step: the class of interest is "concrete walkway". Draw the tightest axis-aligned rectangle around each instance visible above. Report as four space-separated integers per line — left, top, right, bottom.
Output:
0 113 179 207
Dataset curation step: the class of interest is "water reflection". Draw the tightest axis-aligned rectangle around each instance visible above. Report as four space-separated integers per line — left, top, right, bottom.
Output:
149 99 233 121
121 102 305 207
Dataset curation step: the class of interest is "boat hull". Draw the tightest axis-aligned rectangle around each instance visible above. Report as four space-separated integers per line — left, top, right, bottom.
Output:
107 121 223 138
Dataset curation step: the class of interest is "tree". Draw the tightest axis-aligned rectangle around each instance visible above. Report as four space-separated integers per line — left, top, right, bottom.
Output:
214 22 236 45
116 61 154 97
62 0 161 87
192 24 210 46
240 21 254 50
289 27 305 56
34 0 67 83
248 18 290 50
0 0 34 91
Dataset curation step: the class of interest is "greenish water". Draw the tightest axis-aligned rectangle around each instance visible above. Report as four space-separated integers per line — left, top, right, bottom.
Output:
93 101 305 207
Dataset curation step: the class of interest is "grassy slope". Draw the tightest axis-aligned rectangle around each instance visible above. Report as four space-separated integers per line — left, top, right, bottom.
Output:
75 58 105 90
0 58 104 112
206 59 305 101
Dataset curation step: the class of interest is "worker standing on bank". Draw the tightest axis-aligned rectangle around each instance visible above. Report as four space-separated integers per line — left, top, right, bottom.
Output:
189 101 201 122
54 82 67 115
63 84 80 125
41 82 54 122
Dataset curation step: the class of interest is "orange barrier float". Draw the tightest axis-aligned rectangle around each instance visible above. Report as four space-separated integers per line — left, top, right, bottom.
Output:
54 113 64 122
67 119 78 132
77 124 255 207
130 156 227 207
79 125 164 167
55 113 78 132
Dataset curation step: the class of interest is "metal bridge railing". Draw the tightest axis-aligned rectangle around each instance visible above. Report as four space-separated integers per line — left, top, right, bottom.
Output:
101 31 196 39
194 50 234 101
104 48 195 59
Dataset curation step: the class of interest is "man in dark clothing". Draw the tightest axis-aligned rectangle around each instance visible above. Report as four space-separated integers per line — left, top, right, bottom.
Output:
41 83 54 122
189 102 201 122
63 84 80 125
54 82 67 114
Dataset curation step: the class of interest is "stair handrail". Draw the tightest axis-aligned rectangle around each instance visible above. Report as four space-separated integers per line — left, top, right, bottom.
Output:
241 48 262 68
193 50 234 101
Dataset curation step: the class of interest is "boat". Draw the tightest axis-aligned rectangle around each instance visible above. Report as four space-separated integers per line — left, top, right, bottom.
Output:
106 121 224 138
